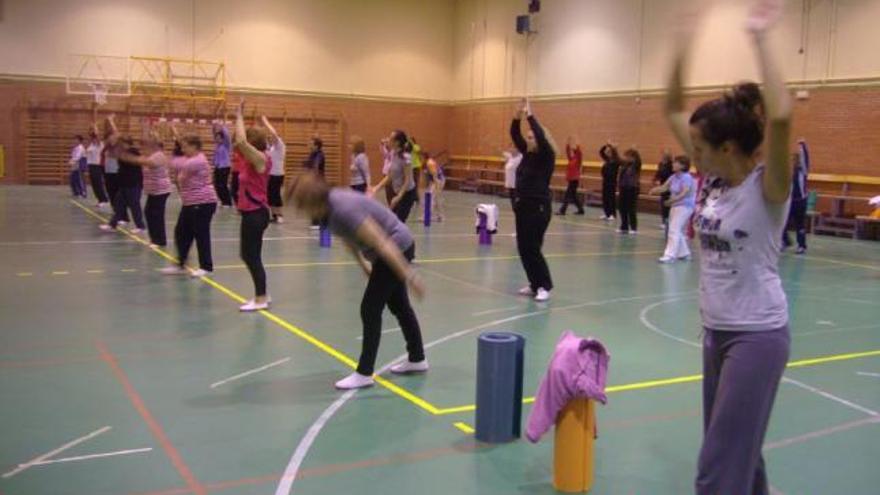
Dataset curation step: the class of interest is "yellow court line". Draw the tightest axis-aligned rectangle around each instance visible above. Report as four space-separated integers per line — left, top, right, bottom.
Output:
87 270 105 274
212 250 660 271
51 271 69 276
453 422 475 434
70 200 439 416
121 268 138 273
801 255 880 272
433 349 880 416
16 272 33 277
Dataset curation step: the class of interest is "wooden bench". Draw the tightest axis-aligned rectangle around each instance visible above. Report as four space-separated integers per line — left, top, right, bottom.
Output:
855 215 880 240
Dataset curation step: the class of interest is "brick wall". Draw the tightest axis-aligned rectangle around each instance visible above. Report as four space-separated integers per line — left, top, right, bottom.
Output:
449 87 880 178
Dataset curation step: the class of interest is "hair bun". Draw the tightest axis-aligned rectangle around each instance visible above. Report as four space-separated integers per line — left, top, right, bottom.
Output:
728 82 763 113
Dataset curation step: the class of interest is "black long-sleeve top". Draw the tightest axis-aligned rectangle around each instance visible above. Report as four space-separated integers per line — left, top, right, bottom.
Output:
599 145 620 189
510 116 555 201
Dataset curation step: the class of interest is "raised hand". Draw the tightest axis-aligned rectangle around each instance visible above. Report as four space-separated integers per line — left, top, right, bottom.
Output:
746 0 783 36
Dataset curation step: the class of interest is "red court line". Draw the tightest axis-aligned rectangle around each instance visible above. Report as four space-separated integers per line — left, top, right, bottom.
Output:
129 443 486 495
96 341 206 495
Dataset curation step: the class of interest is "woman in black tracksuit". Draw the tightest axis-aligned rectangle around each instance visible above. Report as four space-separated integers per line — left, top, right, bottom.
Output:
510 99 556 302
599 143 621 221
617 148 642 234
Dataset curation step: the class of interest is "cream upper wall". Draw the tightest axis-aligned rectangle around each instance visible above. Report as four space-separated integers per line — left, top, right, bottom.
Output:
453 0 880 101
0 0 455 101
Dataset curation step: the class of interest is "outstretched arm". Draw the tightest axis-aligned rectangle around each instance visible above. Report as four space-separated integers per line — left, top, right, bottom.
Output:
261 115 280 141
748 0 793 204
354 218 424 300
510 103 527 153
233 100 267 173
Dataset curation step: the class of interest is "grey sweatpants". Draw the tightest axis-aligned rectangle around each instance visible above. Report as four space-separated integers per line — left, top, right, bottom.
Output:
696 326 790 495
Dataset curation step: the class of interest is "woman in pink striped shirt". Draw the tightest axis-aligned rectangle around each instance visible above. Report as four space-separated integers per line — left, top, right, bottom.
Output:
118 130 173 247
160 132 218 277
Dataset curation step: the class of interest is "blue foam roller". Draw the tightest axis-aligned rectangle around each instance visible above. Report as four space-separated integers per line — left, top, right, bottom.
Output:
475 331 525 443
424 191 432 227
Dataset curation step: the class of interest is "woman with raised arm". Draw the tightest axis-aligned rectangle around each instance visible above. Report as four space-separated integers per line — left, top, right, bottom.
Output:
86 127 109 207
286 172 427 390
233 103 272 311
159 128 218 278
510 98 556 302
664 1 793 493
616 148 642 234
261 115 287 224
370 130 417 222
117 130 172 247
598 142 620 221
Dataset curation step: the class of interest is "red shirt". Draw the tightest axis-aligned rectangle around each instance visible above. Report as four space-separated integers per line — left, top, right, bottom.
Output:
565 145 582 181
234 150 271 212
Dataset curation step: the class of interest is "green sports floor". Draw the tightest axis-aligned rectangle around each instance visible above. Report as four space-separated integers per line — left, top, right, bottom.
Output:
1 185 878 495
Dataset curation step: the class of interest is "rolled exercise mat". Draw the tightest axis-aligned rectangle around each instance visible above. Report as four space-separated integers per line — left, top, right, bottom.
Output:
553 398 595 493
424 191 432 227
319 224 332 248
478 212 492 245
475 332 525 443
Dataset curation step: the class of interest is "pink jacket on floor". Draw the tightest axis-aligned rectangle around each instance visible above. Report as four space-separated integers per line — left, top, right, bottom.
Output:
526 330 610 443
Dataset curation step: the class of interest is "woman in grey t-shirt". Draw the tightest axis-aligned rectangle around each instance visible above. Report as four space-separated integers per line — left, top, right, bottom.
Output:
665 3 793 494
287 173 427 390
369 130 417 222
348 136 371 193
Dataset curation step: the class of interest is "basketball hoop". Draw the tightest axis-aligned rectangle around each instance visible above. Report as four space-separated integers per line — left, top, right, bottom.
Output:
90 83 109 106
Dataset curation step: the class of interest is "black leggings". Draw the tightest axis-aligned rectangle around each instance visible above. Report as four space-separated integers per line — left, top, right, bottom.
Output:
601 184 616 218
618 187 639 231
351 184 368 193
392 188 418 223
358 245 424 375
783 198 808 249
514 197 553 291
230 171 240 206
268 176 284 208
240 208 270 297
214 168 232 206
145 193 169 246
175 202 216 271
559 180 584 214
110 186 144 229
88 165 109 203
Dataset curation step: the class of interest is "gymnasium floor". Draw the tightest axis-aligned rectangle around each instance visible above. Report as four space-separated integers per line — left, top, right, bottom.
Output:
1 185 878 495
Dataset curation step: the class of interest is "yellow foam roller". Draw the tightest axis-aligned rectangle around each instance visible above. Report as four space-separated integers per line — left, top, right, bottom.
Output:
553 398 595 493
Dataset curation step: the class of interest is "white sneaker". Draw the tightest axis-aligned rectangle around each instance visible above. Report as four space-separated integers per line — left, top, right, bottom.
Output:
616 228 628 234
390 360 429 374
535 288 550 302
658 256 676 264
517 286 535 296
118 221 128 226
239 300 270 312
334 372 375 390
599 215 608 220
275 216 285 224
98 224 115 232
190 269 210 278
129 228 143 234
628 230 638 235
148 243 159 249
159 266 187 275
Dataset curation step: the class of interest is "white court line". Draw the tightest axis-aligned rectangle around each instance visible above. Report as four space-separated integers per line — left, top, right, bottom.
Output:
356 328 401 341
472 305 521 317
763 416 880 451
639 299 880 417
29 448 153 467
2 426 111 479
274 290 691 495
857 372 880 378
210 357 291 389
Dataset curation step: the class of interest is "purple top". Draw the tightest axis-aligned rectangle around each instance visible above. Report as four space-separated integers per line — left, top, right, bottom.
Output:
526 330 610 443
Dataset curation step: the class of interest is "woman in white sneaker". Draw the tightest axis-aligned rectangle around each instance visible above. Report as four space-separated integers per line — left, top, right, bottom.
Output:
234 101 272 312
160 130 218 278
650 155 696 263
287 172 427 390
510 98 556 302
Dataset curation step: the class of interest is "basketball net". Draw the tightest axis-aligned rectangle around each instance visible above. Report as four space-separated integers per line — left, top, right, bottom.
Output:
90 83 109 106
